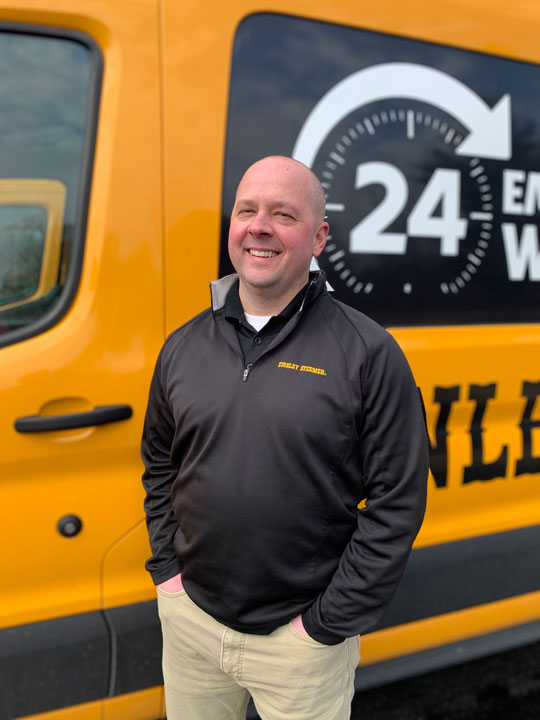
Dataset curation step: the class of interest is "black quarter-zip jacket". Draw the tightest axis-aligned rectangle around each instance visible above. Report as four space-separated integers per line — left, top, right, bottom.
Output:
141 272 429 645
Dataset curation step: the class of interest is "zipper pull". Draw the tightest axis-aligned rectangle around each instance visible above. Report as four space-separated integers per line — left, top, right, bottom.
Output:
242 363 253 382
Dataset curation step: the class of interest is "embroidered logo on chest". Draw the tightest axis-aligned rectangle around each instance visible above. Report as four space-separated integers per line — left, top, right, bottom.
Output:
278 361 327 376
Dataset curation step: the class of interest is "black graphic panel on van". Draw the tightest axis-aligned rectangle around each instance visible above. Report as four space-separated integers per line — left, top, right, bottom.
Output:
221 13 540 326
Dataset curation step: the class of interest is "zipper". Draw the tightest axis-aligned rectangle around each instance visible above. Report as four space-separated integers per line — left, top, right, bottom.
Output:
240 275 320 383
298 276 319 313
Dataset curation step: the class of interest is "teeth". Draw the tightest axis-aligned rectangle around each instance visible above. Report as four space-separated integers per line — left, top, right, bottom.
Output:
249 249 277 258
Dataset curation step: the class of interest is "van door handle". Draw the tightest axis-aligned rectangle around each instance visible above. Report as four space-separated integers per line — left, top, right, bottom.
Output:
14 404 133 433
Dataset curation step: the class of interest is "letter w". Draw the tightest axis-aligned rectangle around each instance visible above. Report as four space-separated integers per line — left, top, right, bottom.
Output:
502 223 540 280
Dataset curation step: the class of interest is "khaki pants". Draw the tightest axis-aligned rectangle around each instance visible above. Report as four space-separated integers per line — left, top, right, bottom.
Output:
157 587 361 720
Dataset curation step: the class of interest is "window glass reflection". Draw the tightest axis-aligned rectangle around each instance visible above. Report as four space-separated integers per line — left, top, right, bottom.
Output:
0 31 92 339
0 206 47 306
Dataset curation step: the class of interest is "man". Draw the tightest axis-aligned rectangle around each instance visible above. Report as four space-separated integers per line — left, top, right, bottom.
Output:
141 156 429 720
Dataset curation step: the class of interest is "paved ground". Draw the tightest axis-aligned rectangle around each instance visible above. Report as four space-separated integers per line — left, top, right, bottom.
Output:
350 639 540 719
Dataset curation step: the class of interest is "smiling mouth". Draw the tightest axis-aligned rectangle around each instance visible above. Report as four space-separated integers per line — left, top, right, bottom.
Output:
248 249 279 258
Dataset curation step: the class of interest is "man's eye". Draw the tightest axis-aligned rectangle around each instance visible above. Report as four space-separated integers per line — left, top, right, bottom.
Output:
277 212 294 219
238 208 254 215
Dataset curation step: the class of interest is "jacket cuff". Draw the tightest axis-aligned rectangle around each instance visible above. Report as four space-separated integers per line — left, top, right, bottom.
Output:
302 609 345 646
149 560 182 586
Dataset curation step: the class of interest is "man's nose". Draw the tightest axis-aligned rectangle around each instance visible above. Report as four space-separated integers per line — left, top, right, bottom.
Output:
248 212 273 235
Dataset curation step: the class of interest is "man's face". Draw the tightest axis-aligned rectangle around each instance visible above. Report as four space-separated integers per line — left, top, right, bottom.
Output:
228 157 328 306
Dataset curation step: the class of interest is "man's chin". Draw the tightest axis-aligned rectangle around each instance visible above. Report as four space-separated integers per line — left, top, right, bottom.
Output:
239 271 281 290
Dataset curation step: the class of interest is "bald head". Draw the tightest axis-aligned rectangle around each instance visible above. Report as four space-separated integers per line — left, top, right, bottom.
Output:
228 154 329 315
236 156 326 225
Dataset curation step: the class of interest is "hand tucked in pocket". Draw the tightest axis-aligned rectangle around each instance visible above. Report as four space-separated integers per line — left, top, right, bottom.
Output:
158 573 184 593
290 614 310 636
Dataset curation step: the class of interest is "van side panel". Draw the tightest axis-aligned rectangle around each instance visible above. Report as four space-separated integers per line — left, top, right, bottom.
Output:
1 0 540 717
0 1 163 717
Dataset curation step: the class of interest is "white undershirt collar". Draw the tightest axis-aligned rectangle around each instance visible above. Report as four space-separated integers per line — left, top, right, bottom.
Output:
244 312 271 332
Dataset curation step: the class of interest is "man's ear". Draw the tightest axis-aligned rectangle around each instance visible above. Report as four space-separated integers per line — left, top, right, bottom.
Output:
313 222 329 258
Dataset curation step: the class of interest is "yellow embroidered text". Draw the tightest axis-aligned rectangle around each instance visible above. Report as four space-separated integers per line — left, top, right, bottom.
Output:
300 365 327 376
278 362 326 376
278 362 300 370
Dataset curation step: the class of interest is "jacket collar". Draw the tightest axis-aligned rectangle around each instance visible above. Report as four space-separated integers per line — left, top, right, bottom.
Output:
209 274 238 311
209 271 327 314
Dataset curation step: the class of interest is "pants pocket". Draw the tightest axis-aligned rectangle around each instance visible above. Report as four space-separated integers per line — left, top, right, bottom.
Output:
347 635 361 673
287 621 333 648
156 586 187 599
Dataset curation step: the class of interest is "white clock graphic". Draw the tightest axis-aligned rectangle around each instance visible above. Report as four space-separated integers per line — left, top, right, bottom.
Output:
293 63 512 304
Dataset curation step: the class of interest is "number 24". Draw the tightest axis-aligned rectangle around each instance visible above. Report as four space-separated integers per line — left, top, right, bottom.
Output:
350 162 468 257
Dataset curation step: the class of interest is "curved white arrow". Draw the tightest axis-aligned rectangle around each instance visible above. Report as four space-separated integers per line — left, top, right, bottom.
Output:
293 62 512 165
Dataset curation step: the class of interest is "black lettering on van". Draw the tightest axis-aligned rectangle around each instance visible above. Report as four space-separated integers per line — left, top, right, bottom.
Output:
463 384 508 484
515 380 540 476
428 385 460 489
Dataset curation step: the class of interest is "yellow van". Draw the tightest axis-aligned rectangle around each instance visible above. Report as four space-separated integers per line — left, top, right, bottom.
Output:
1 0 540 718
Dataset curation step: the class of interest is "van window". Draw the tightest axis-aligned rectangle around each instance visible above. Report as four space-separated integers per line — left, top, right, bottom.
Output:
221 13 540 326
0 205 48 306
0 29 99 345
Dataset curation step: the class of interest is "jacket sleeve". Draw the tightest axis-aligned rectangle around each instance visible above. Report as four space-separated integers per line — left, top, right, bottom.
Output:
303 331 429 645
141 346 182 585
